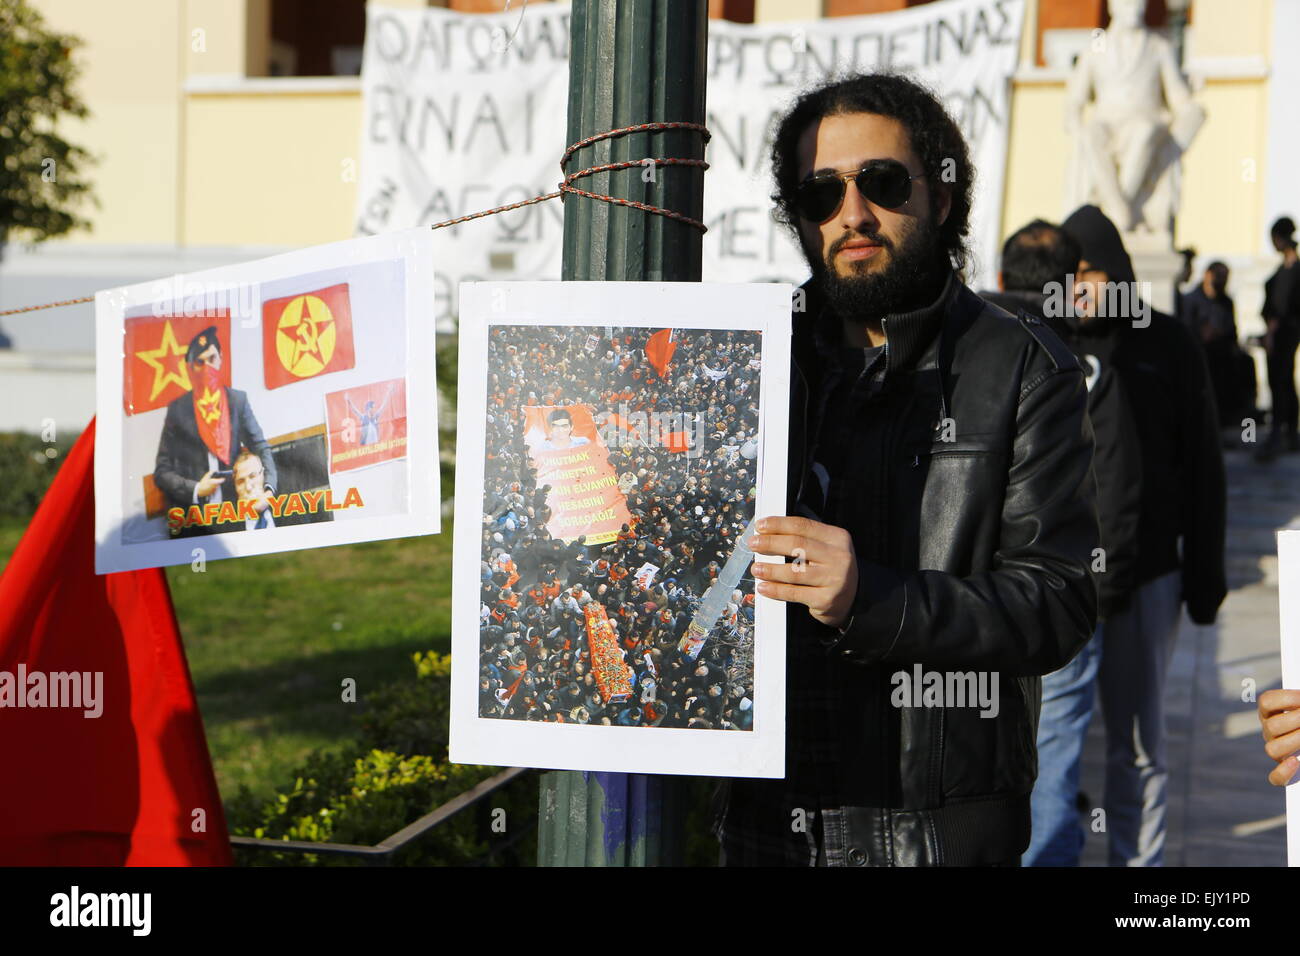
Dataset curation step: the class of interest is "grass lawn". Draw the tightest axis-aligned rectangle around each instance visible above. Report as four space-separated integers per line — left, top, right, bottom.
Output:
0 517 454 804
0 523 24 578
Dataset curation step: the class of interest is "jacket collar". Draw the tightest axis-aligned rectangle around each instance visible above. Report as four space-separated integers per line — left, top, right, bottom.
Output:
795 267 958 379
984 288 1048 316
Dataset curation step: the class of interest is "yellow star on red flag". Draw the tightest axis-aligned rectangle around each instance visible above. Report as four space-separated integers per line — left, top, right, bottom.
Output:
134 319 192 402
196 387 223 425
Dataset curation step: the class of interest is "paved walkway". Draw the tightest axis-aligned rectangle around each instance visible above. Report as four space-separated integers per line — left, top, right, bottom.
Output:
1078 444 1297 866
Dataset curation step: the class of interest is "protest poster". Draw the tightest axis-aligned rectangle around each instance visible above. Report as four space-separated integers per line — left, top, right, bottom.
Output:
450 281 790 777
324 377 409 475
354 0 1024 325
94 229 440 573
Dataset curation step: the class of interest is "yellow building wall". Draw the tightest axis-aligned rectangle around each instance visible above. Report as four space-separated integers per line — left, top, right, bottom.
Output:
29 0 185 245
1000 0 1273 259
181 92 363 246
1001 79 1069 250
1002 76 1272 258
1177 0 1273 254
185 0 256 76
28 0 1278 261
755 0 824 19
1189 0 1271 58
1177 80 1271 255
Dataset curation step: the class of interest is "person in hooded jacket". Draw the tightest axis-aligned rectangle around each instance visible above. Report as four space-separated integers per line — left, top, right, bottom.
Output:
982 219 1143 865
1061 204 1226 866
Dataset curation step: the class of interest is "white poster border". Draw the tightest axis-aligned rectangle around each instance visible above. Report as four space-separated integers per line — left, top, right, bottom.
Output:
450 280 791 778
94 228 441 574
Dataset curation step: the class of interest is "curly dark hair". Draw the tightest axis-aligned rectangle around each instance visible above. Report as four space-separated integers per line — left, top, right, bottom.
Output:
770 72 974 272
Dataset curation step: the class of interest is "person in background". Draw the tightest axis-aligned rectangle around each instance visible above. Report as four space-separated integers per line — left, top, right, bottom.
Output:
982 219 1143 866
1180 262 1243 428
1062 204 1227 866
1173 247 1197 323
1256 217 1300 462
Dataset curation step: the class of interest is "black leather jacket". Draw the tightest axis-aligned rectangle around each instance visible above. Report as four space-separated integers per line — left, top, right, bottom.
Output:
720 272 1099 866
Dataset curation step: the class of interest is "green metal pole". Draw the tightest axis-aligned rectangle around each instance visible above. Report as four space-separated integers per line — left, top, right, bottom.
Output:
538 0 708 867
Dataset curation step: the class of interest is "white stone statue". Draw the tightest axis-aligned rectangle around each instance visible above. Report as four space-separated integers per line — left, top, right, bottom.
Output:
1064 0 1204 245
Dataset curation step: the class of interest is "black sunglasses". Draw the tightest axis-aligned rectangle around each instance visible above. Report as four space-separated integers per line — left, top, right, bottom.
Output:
792 159 924 222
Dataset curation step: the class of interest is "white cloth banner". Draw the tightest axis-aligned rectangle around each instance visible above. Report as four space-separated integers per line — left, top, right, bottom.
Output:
634 562 660 589
355 0 1025 328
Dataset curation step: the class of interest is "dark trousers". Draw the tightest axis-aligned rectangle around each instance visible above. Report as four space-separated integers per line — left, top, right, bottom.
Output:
1266 326 1300 440
1203 338 1238 425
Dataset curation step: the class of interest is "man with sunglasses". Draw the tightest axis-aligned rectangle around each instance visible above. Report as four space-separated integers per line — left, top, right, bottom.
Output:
711 73 1099 866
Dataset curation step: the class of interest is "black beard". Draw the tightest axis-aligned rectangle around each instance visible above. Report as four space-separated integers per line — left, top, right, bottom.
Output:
810 216 947 326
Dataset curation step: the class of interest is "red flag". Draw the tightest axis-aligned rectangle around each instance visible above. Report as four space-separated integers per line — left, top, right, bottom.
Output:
0 420 232 865
324 377 408 474
191 365 232 464
608 411 641 441
520 405 633 545
122 311 232 416
663 431 690 454
646 328 677 380
262 283 356 390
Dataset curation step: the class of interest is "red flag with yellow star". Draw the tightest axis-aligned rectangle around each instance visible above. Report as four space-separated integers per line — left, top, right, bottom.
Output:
122 312 232 416
261 283 356 389
192 365 232 464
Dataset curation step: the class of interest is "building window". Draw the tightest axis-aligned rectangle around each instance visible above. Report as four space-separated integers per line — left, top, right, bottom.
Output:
268 0 367 76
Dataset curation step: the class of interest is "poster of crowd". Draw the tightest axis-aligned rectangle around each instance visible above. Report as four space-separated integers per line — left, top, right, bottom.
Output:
450 281 791 777
354 0 1023 328
93 229 441 574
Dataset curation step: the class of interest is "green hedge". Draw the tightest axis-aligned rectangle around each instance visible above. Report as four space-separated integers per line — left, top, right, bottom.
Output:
0 431 77 521
225 649 723 866
225 652 537 866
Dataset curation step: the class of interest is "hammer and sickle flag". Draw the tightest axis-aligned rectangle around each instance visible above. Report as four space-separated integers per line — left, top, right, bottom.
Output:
261 283 355 390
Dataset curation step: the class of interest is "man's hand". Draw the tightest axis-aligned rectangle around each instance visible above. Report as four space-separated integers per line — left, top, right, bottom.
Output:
195 470 222 499
1259 689 1300 786
249 487 273 515
748 516 857 630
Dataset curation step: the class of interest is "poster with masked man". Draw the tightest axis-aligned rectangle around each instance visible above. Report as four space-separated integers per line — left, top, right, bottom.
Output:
93 229 440 573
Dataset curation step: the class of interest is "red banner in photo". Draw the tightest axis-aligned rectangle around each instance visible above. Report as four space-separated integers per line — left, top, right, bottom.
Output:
324 377 408 474
262 283 356 389
584 604 634 705
522 405 632 546
122 312 231 416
